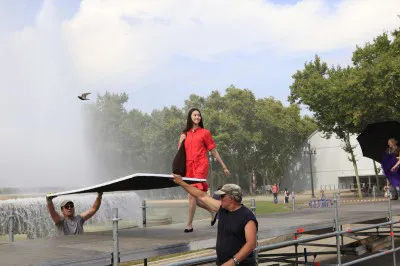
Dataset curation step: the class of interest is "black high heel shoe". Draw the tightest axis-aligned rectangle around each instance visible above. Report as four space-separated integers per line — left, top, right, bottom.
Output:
184 228 193 233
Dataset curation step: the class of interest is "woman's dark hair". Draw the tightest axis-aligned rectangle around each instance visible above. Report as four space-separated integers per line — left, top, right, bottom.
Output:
183 108 204 133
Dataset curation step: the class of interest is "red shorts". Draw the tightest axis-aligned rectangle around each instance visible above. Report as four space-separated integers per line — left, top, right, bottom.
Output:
191 182 209 192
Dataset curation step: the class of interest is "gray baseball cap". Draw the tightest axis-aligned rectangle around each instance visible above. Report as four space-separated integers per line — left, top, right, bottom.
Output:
60 200 73 208
214 184 242 197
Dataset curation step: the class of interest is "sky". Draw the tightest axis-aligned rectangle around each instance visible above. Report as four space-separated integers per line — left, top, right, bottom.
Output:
0 0 399 187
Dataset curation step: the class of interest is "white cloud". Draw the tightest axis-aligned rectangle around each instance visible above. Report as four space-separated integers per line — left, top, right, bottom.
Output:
54 0 400 85
0 0 399 186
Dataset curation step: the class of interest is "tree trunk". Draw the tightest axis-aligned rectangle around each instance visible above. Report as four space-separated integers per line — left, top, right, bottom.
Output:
344 133 362 198
373 160 380 191
248 167 253 194
263 172 266 193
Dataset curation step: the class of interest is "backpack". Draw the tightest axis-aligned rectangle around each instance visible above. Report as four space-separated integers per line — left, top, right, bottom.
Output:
172 140 186 176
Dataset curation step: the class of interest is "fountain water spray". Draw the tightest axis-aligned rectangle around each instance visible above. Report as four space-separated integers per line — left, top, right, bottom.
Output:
0 192 141 239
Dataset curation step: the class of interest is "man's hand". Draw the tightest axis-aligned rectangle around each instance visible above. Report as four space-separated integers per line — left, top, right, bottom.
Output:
46 194 57 201
172 174 184 185
97 192 103 197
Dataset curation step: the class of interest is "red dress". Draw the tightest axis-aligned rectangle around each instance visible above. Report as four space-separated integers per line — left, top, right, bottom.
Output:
184 127 216 192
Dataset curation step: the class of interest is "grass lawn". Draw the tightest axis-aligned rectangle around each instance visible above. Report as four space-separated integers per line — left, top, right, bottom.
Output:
0 234 27 243
243 200 293 215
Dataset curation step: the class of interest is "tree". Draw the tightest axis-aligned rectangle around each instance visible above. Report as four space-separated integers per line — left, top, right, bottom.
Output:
348 29 400 130
289 56 364 198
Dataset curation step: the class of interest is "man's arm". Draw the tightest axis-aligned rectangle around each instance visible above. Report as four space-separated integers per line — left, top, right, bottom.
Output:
80 192 103 222
223 220 257 266
172 175 221 212
46 196 63 224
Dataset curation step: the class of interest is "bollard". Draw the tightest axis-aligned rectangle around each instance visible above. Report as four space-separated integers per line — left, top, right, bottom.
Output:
304 248 308 263
333 193 341 265
386 187 396 266
292 192 295 211
142 200 147 227
8 215 14 243
250 198 256 215
373 186 376 201
112 208 121 266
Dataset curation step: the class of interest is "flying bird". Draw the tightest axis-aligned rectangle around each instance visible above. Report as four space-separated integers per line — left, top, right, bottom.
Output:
78 92 91 101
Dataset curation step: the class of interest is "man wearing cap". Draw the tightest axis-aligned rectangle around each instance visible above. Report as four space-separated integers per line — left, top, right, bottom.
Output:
173 175 258 266
46 192 103 236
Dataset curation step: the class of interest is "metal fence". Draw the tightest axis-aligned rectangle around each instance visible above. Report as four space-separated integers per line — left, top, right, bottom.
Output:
162 191 398 266
5 191 399 266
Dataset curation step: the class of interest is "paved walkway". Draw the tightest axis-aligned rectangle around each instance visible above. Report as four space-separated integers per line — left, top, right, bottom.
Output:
1 201 399 266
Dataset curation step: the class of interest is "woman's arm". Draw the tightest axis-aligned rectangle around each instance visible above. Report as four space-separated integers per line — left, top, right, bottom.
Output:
391 157 400 171
210 149 230 176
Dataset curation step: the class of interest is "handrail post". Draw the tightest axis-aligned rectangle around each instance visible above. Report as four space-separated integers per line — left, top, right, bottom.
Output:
142 200 147 227
387 187 396 266
250 198 258 265
8 213 14 243
334 193 341 265
112 208 121 266
292 191 295 211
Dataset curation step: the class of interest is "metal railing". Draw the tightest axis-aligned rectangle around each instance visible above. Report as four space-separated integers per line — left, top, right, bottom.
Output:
5 191 398 266
163 190 398 266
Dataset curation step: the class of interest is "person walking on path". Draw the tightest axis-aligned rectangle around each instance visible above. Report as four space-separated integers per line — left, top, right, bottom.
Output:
271 183 279 204
283 188 289 204
178 108 230 232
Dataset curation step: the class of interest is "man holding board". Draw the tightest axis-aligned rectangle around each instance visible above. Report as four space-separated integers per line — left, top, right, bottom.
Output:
46 192 103 236
172 174 257 266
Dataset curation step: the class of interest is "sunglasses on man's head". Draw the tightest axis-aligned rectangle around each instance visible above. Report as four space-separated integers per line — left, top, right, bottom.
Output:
64 204 74 209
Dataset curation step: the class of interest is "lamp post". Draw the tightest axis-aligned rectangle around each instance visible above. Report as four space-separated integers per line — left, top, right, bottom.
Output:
304 142 317 198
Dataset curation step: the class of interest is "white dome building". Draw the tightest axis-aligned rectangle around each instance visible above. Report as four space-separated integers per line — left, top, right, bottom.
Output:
281 130 385 196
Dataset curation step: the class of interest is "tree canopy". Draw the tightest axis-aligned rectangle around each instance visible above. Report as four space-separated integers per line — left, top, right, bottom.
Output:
288 26 400 197
83 86 316 194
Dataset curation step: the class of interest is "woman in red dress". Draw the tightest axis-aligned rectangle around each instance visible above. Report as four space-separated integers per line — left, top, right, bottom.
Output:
178 108 230 232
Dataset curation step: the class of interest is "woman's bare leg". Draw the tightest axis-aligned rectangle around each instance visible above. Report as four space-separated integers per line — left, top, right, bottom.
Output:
186 194 196 229
196 198 218 226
